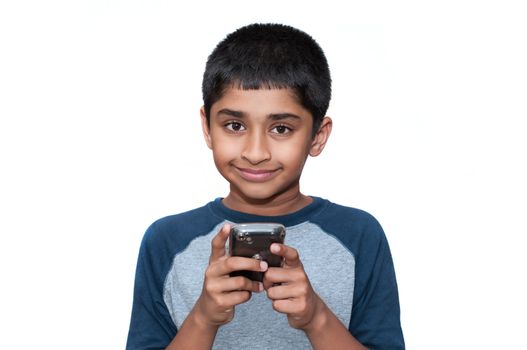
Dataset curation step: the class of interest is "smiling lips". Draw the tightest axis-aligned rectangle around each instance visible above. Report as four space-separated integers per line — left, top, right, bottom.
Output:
236 167 280 182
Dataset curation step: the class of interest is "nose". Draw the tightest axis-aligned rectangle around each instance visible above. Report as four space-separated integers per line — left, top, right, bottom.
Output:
241 132 271 165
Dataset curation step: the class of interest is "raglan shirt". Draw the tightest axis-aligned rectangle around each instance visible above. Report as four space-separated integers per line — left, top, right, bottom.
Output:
126 197 404 349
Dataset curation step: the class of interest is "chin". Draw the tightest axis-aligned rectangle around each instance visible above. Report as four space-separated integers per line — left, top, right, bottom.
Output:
241 190 278 202
237 183 296 203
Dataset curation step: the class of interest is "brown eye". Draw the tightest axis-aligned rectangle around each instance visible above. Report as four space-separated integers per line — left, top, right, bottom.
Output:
271 125 292 134
225 122 246 132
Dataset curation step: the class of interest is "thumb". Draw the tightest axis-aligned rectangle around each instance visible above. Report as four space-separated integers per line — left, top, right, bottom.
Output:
270 243 301 268
209 223 231 262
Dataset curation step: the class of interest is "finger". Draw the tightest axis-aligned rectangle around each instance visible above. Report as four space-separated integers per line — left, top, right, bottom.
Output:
216 256 268 276
217 290 254 308
271 299 301 315
210 223 231 262
264 266 303 284
270 243 301 268
262 277 274 291
207 276 263 295
266 283 295 300
223 276 264 293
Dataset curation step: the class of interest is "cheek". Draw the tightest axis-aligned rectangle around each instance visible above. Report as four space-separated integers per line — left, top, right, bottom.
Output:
272 140 310 168
211 138 238 164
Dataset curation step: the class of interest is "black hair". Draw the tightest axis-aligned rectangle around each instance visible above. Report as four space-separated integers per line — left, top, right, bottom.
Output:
202 23 331 136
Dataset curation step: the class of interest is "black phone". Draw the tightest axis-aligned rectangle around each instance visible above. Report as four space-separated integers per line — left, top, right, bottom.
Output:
229 223 286 282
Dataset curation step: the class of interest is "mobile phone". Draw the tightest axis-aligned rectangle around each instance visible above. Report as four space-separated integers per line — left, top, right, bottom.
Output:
229 223 286 282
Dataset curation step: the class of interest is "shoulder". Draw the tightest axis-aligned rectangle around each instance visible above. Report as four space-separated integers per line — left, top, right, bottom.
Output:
310 198 387 256
313 199 384 235
140 201 223 256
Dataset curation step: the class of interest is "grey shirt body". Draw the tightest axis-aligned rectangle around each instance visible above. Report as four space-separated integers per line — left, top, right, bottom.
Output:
164 221 354 349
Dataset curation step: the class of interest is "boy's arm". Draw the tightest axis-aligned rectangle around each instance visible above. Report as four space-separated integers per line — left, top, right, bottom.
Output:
165 224 266 349
264 243 368 350
164 305 219 349
303 299 368 350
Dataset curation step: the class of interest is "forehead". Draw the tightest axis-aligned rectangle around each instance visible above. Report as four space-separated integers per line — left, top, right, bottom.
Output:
211 87 312 120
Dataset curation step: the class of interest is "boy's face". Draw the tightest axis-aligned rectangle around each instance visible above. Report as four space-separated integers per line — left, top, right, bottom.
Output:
201 87 331 206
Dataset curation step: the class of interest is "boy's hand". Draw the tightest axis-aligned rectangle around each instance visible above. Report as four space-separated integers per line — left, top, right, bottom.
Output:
194 224 267 327
263 243 324 331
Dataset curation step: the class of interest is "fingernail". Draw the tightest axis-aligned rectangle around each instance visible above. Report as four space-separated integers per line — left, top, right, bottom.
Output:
270 244 279 253
258 282 264 292
260 261 268 271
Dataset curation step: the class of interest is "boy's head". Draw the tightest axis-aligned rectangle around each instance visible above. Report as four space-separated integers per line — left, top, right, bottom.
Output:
202 23 331 137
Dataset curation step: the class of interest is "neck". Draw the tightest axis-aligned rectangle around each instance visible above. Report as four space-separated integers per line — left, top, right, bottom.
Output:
222 188 312 217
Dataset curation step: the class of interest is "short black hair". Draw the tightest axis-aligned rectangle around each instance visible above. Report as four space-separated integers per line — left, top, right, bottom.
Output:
202 23 331 136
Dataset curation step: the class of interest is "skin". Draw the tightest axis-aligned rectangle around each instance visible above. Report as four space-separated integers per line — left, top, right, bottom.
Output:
166 88 367 350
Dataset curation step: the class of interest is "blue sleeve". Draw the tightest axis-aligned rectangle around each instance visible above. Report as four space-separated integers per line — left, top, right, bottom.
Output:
312 204 404 349
126 222 177 350
349 216 405 349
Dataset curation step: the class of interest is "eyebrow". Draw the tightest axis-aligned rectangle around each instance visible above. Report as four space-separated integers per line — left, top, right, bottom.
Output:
216 109 301 121
217 108 245 118
269 113 302 121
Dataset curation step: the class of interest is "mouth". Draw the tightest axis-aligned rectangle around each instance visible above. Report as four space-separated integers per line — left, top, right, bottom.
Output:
235 167 280 182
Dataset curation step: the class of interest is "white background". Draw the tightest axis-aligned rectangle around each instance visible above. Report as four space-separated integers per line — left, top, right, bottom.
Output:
1 1 526 349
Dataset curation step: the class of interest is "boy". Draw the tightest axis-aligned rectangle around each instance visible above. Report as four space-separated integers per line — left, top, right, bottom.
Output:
126 23 404 349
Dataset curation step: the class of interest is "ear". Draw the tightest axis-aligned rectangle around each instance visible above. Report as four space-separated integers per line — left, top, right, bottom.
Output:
309 117 332 157
200 106 213 149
